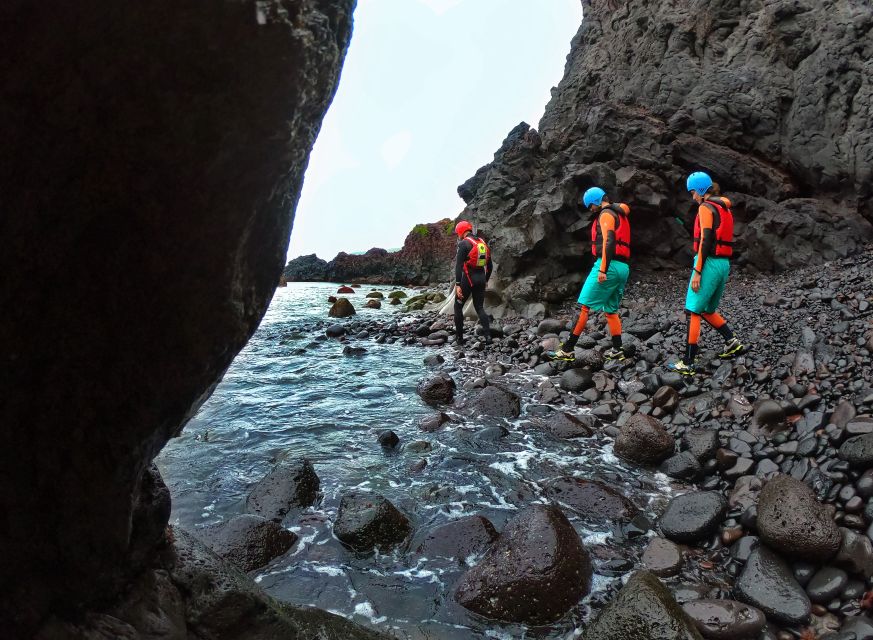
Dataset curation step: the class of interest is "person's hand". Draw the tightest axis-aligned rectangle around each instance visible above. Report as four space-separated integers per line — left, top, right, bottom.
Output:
597 271 607 284
455 285 463 300
691 272 701 293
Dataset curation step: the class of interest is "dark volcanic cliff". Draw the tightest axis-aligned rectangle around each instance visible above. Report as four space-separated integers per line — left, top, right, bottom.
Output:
460 0 873 315
284 219 457 284
0 1 382 638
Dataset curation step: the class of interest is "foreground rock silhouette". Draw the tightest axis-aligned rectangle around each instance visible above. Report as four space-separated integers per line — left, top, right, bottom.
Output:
0 0 364 636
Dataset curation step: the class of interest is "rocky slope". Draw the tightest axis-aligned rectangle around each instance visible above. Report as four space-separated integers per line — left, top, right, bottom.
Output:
0 0 375 637
304 245 873 638
284 219 457 284
460 0 873 316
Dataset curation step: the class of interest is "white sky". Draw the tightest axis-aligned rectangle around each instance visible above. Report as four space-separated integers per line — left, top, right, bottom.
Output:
288 0 583 259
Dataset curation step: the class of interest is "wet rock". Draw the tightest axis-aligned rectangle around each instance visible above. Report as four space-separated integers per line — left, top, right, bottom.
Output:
757 474 840 562
474 426 509 441
642 538 684 578
545 412 596 439
417 374 455 406
337 286 355 294
377 430 399 449
537 379 562 404
839 433 873 469
454 504 592 625
423 353 444 367
560 367 594 392
387 291 407 299
734 547 811 625
682 429 720 462
471 385 521 418
325 324 346 338
328 297 356 318
729 476 762 512
365 291 384 299
581 571 703 640
754 400 786 429
659 492 727 544
415 516 498 560
840 616 873 639
682 599 766 640
333 492 411 552
834 527 873 579
197 514 297 572
614 414 675 465
342 345 366 356
246 459 320 521
419 412 450 432
543 477 638 521
660 451 702 481
653 386 680 412
364 299 381 309
537 319 566 335
806 567 849 604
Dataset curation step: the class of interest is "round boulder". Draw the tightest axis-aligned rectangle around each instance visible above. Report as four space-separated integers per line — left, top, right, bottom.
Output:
756 474 840 562
328 297 356 318
642 537 684 578
245 458 320 521
581 571 703 640
337 286 355 294
364 299 381 309
470 385 521 418
681 599 766 640
543 477 638 521
652 386 680 412
333 492 411 552
387 290 407 299
377 430 399 449
614 414 674 465
753 399 785 429
659 492 727 544
454 504 592 625
734 546 811 625
197 514 297 572
325 323 345 338
560 367 594 392
415 515 498 560
838 432 873 469
365 291 384 299
537 318 566 335
419 412 450 432
544 412 597 439
417 374 455 406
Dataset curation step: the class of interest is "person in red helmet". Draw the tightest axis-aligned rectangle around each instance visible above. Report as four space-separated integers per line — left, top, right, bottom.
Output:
453 220 492 346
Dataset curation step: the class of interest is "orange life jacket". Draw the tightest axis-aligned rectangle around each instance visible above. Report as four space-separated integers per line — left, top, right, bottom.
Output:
591 203 631 262
693 197 734 258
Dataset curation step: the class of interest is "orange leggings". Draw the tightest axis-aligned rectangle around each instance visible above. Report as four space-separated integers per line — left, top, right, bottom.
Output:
687 312 727 344
572 307 622 337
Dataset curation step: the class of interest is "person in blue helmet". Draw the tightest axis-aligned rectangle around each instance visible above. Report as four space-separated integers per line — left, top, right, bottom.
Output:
551 186 631 361
668 171 744 375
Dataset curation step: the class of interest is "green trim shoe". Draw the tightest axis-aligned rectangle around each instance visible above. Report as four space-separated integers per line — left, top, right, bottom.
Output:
718 338 743 359
667 360 696 376
604 348 626 361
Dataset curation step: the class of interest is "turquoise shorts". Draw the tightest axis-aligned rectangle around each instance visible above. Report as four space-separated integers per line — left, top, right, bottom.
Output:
685 256 730 314
578 259 629 313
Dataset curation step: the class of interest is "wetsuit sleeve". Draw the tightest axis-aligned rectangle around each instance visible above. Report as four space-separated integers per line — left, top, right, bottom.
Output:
455 241 467 285
696 205 714 272
599 213 616 273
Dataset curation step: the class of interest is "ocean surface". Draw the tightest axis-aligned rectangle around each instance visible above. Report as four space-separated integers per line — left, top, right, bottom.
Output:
156 282 678 639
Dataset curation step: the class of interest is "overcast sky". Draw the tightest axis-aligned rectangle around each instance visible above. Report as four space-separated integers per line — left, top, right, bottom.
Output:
287 0 583 261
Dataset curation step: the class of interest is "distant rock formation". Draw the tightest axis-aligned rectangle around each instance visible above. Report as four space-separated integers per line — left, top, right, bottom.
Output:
460 0 873 315
285 219 457 284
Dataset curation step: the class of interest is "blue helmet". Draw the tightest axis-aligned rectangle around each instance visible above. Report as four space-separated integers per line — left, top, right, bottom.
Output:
583 186 606 208
686 171 713 196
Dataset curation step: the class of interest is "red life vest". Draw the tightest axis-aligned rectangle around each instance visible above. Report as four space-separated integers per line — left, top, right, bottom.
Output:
693 197 734 258
463 235 490 274
591 203 631 262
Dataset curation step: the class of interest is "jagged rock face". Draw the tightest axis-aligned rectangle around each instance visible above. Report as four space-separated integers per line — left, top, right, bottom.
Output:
284 219 457 284
0 0 354 635
460 0 873 314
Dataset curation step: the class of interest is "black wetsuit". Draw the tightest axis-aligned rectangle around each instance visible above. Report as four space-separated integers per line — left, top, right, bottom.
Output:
454 235 492 343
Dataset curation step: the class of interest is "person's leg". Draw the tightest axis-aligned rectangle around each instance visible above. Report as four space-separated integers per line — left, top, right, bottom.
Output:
560 306 590 353
604 313 623 350
701 311 734 342
684 310 702 365
471 281 491 342
454 280 471 344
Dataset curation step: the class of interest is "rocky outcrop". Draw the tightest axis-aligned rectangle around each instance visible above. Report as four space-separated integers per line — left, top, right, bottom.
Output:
282 253 329 281
0 0 355 636
459 0 873 314
284 219 457 285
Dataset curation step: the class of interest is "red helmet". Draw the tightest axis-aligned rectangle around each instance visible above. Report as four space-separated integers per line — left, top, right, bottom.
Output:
455 220 473 238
